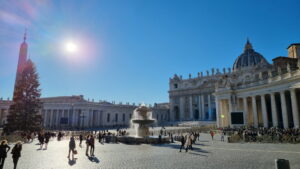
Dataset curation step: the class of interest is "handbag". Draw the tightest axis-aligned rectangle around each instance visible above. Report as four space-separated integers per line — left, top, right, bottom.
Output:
73 149 77 155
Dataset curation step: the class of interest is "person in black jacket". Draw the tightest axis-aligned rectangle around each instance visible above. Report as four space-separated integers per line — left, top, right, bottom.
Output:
79 134 83 147
179 135 185 152
11 141 22 169
68 136 76 160
44 132 50 150
0 140 10 169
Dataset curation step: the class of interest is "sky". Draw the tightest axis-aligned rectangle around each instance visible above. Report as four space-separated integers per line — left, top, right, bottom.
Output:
0 0 300 105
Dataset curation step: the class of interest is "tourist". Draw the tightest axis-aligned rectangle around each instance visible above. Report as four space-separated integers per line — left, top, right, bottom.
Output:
11 141 22 169
57 132 62 141
210 130 214 140
85 135 90 156
185 135 192 152
38 132 45 149
179 135 185 152
45 132 50 149
79 134 83 147
98 132 101 143
158 134 162 143
68 136 76 160
221 131 225 142
90 135 95 156
0 140 10 169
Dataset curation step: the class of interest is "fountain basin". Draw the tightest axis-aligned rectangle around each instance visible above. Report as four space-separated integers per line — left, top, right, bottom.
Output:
131 119 155 125
117 135 170 144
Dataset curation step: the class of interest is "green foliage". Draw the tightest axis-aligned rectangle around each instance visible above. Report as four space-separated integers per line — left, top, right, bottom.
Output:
5 60 42 132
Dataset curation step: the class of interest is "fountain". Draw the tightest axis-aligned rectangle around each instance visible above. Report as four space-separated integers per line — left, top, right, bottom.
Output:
131 105 155 137
117 105 169 144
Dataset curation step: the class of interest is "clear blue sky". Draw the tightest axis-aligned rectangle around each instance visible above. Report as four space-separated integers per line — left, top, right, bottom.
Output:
0 0 299 104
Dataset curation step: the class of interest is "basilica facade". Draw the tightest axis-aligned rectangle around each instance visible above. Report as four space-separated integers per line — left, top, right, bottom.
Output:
0 33 169 130
169 40 300 129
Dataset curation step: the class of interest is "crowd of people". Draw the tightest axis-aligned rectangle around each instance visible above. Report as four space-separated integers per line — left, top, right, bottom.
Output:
222 127 300 143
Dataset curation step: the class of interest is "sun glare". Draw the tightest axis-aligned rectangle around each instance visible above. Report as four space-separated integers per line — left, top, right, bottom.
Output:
65 41 78 53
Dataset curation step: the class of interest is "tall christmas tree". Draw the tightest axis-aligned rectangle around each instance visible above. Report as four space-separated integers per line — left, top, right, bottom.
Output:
5 59 42 132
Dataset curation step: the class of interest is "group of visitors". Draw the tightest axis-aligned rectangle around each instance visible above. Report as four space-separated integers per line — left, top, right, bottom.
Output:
37 132 51 149
222 127 300 143
179 132 200 152
0 140 22 169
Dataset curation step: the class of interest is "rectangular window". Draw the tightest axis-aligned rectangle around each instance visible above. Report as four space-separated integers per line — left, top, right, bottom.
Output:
107 113 110 122
123 113 125 122
115 114 118 122
174 84 178 88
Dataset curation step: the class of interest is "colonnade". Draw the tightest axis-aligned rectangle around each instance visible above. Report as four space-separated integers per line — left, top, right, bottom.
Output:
174 93 216 121
218 88 300 129
42 108 106 129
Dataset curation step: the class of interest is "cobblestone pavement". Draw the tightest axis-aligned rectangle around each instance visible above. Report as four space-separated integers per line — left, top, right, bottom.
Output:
3 133 300 169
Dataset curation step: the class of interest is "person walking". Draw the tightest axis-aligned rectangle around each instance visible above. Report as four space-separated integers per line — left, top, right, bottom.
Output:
79 134 83 147
90 135 95 156
179 135 185 152
221 131 225 142
210 130 215 141
38 133 45 149
45 132 50 150
85 135 90 156
11 141 22 169
0 140 10 169
98 132 102 143
185 134 192 152
68 136 76 160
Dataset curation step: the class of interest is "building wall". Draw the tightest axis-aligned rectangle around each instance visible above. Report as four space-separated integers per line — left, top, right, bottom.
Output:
0 96 170 130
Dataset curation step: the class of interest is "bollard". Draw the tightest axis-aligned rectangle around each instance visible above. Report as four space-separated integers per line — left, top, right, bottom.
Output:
275 159 290 169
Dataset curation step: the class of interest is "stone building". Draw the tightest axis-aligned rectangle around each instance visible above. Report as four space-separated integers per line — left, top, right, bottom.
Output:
169 40 300 129
0 32 169 129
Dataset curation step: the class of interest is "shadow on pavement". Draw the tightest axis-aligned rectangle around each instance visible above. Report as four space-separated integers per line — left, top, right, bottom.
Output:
188 152 208 157
68 158 77 166
151 143 210 154
88 156 100 163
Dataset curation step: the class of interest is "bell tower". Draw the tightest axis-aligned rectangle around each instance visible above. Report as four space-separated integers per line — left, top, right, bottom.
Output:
287 43 300 59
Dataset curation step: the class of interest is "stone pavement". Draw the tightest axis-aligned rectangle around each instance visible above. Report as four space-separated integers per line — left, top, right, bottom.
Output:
3 133 300 169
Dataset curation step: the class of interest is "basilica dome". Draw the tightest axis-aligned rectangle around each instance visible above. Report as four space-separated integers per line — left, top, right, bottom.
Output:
233 40 269 71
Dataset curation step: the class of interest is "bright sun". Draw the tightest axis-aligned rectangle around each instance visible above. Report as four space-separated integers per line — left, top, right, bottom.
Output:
65 41 78 53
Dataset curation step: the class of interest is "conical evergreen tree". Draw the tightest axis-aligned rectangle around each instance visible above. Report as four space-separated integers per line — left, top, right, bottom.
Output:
5 59 42 133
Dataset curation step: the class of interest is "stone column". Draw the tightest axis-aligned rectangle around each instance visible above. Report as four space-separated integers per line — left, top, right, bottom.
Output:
208 94 212 120
243 97 248 126
169 98 175 121
280 91 289 129
290 89 300 128
189 96 193 120
215 96 220 127
42 109 47 127
261 94 268 128
201 95 205 120
179 97 185 121
228 97 233 126
56 110 60 127
270 93 278 127
72 109 77 127
197 95 201 120
49 110 53 128
252 96 258 127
